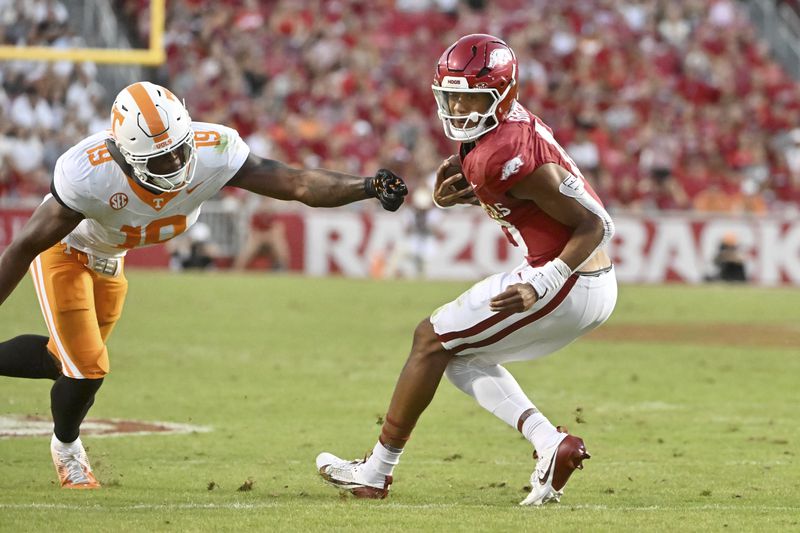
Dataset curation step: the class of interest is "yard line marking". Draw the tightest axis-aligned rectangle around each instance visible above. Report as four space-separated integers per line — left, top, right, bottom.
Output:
0 415 211 439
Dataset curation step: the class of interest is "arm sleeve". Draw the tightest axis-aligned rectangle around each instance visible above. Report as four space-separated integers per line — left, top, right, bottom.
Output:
559 174 615 265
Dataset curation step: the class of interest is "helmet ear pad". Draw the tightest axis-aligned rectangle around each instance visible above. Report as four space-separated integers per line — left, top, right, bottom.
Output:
493 77 517 121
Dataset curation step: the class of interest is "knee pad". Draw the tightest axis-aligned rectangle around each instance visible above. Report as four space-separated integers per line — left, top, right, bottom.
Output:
444 356 495 393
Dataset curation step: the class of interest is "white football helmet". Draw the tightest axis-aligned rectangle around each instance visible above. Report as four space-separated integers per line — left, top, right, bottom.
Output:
110 81 196 192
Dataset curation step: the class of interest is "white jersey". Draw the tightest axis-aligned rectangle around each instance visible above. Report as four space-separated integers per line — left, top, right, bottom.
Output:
50 121 250 259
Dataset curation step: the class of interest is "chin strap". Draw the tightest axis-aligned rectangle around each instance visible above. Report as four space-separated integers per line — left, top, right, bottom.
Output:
104 140 159 192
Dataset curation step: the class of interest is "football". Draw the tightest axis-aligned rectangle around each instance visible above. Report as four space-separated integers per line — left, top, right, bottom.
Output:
443 157 469 191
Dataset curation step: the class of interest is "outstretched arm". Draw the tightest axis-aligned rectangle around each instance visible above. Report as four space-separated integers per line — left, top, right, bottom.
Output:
226 154 407 211
0 198 84 306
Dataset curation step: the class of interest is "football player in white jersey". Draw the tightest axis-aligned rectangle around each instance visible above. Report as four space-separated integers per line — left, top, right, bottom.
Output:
0 81 407 489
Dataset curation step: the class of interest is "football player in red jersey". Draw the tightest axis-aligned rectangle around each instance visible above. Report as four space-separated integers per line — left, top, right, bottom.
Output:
0 81 407 489
317 35 616 505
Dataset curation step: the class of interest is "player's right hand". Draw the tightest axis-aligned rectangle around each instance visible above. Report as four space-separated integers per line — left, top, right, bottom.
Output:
365 169 408 212
489 283 538 313
433 156 478 208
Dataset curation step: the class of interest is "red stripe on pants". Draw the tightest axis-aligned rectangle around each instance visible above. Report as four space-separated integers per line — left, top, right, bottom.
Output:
449 275 578 355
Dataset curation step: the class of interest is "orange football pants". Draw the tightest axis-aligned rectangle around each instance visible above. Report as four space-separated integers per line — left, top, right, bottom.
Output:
29 243 128 379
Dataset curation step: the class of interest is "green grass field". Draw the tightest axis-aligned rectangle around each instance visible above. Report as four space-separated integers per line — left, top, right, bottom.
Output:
1 273 798 532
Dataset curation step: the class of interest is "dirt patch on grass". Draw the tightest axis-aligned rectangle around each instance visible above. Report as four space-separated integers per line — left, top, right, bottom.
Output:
587 323 800 348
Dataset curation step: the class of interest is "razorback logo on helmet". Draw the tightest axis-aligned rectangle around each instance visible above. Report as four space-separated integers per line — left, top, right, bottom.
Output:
488 48 513 69
432 34 520 142
501 155 524 181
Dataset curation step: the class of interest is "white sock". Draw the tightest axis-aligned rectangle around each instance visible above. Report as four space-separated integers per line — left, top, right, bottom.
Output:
521 412 562 453
51 434 81 449
363 441 402 483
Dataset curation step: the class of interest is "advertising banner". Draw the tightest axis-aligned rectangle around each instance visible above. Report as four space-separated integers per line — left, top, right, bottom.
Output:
2 208 797 286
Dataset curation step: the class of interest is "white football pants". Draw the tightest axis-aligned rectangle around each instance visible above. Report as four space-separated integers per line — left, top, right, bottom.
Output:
431 262 617 435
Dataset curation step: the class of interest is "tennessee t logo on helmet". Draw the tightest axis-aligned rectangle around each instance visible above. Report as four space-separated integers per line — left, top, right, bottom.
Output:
110 82 197 193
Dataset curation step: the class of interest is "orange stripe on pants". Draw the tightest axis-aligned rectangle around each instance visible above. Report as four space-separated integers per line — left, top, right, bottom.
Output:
30 244 128 379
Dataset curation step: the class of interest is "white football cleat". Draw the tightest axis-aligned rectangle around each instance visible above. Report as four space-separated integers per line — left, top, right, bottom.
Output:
50 435 100 489
520 432 590 506
315 452 391 499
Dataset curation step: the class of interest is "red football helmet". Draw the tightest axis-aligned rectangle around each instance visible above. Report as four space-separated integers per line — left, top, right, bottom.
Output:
432 34 519 141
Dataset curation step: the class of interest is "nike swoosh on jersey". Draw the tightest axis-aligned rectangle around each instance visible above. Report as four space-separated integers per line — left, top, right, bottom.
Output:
185 182 202 194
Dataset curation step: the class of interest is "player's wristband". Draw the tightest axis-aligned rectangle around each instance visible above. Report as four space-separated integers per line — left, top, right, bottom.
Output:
364 177 377 198
519 258 572 299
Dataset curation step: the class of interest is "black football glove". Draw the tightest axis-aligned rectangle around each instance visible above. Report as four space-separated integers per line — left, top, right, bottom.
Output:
364 169 408 212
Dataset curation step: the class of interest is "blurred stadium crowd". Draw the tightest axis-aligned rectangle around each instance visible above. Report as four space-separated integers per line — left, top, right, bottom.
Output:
2 0 800 213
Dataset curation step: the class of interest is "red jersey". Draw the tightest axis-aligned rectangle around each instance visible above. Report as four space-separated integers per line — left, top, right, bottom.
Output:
460 102 604 267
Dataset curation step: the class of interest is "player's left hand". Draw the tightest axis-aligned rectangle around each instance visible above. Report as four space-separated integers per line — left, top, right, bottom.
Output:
489 283 538 313
365 169 408 211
